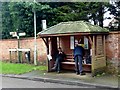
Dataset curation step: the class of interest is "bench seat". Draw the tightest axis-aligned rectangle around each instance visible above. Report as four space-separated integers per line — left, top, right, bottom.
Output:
61 54 91 72
61 61 91 66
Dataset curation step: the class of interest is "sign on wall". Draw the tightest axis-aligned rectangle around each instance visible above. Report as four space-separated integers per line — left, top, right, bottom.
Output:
84 36 89 49
70 36 74 49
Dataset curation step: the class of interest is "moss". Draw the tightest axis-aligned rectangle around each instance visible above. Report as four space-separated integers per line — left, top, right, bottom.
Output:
39 21 109 35
106 60 118 75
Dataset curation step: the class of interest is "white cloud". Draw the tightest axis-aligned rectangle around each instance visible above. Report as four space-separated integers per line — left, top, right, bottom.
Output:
103 11 114 27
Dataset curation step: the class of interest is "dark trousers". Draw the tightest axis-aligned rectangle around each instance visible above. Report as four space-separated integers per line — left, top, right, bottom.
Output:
74 55 83 73
54 58 62 71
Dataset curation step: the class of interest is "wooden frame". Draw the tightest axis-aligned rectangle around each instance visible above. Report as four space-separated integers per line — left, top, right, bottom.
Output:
41 34 107 76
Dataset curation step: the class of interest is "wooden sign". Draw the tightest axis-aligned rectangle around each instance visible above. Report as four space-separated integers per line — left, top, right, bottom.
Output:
19 32 26 36
70 36 74 49
84 36 88 49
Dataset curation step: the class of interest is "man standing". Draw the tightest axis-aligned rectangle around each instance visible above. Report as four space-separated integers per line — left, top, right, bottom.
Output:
73 40 85 75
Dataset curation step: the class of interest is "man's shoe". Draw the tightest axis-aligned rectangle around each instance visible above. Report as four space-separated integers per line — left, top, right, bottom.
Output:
51 67 56 71
76 72 79 75
57 71 60 73
80 72 86 75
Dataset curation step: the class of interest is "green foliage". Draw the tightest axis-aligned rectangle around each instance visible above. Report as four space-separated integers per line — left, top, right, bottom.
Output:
108 2 120 17
2 2 50 38
96 72 106 77
0 61 47 74
2 2 13 39
1 2 119 39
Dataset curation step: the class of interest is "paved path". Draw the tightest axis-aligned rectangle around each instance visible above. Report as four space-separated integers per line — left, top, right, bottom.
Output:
22 70 119 88
1 70 119 89
1 77 95 88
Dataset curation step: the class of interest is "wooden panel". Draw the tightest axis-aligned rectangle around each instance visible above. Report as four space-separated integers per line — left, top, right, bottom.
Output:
93 57 106 69
96 35 104 55
61 53 91 72
60 36 73 54
92 35 107 76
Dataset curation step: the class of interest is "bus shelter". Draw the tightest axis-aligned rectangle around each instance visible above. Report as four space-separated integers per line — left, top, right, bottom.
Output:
38 21 109 76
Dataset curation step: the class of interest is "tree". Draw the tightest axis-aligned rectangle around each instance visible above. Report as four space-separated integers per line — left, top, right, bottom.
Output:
2 1 50 38
2 2 13 39
42 2 90 27
86 2 111 27
108 1 120 17
2 2 119 39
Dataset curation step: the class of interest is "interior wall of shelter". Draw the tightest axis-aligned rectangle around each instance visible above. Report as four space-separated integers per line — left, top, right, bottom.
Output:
58 35 92 55
59 36 73 55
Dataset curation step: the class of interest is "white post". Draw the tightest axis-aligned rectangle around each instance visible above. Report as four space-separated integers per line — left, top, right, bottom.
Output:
42 20 47 30
34 0 37 65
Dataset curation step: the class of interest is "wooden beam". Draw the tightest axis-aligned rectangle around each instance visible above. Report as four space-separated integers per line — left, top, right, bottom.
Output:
42 38 47 47
39 32 109 38
58 37 60 47
42 38 49 54
92 35 95 76
46 38 49 54
86 36 93 48
42 37 50 72
9 51 12 63
92 35 95 58
103 35 106 59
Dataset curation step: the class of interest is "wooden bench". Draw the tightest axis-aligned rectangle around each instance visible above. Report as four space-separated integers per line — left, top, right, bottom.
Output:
61 54 91 72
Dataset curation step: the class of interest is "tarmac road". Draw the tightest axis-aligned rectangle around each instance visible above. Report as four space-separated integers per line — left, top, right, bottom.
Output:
1 77 95 88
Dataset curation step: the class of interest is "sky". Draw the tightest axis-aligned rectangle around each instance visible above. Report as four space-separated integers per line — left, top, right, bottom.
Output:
103 11 114 27
90 7 115 27
90 0 117 27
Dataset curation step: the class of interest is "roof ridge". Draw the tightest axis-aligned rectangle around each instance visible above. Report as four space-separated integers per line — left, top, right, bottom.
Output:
61 20 85 24
41 22 62 33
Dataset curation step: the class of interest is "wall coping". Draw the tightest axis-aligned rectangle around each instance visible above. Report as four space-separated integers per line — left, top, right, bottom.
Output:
0 31 119 41
0 37 40 41
109 31 120 34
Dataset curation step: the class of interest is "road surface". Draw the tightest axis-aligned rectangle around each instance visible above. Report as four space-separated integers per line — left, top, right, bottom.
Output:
1 77 95 88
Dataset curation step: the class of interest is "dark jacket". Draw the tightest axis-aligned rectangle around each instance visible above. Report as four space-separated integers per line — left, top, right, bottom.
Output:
73 45 85 58
55 51 66 61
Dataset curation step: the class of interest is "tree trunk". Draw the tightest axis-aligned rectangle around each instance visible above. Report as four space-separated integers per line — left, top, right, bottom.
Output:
93 13 97 25
98 3 104 27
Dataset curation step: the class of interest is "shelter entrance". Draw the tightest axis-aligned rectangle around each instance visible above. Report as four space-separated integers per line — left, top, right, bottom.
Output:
42 34 107 76
49 35 92 73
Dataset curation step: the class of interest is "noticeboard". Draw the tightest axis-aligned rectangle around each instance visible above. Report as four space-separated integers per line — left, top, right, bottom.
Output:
70 36 74 49
84 36 89 49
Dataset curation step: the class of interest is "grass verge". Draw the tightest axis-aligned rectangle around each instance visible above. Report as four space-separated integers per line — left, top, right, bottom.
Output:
0 61 47 74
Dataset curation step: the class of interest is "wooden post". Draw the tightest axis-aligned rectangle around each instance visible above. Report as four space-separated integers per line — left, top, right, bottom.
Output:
46 38 50 72
58 37 60 47
42 37 50 72
9 51 12 63
15 51 17 62
88 36 93 47
20 51 22 63
92 35 95 76
46 38 49 54
103 35 106 62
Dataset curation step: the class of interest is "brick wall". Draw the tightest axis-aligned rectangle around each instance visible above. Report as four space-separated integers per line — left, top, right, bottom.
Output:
106 31 120 74
0 32 120 73
0 37 47 64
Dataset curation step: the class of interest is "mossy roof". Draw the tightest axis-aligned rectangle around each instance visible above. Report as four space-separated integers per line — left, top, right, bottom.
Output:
38 21 109 37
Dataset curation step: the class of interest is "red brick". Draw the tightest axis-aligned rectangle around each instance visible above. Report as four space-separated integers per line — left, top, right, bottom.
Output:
0 37 47 62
